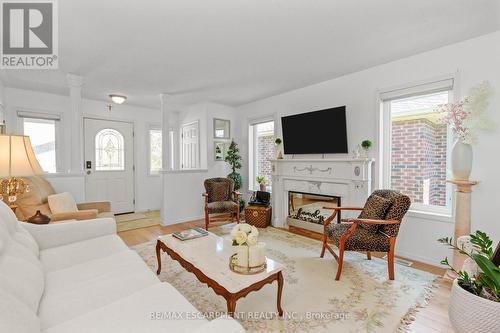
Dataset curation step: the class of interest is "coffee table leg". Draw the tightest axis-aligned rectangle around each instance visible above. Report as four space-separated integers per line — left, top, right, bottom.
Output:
226 297 237 317
277 271 284 316
156 241 162 275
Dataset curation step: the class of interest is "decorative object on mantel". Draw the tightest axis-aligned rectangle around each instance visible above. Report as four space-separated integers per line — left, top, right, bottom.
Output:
0 135 44 212
446 179 479 276
352 144 361 158
230 223 266 272
438 231 500 333
26 210 51 224
437 81 496 180
255 175 266 191
360 139 373 158
274 137 283 159
214 141 226 161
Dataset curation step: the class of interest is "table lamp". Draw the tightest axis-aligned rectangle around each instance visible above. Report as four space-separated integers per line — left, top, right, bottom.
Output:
0 135 44 211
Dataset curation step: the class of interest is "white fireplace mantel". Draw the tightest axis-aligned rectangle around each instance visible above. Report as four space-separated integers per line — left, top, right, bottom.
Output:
271 158 374 230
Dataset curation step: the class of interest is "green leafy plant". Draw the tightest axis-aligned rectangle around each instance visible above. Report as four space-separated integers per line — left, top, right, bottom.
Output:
438 231 500 302
225 140 242 190
274 138 282 145
255 175 266 185
361 139 372 150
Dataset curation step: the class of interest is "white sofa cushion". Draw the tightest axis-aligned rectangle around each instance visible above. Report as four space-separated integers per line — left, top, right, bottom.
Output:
0 289 40 333
47 192 78 214
43 283 244 333
14 225 40 256
40 234 128 272
39 250 159 329
44 250 153 294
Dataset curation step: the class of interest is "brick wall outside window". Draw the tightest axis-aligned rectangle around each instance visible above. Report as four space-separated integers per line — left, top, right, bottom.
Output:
257 134 274 188
391 117 447 206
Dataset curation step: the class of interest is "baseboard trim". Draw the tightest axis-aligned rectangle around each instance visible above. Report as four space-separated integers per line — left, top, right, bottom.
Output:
395 250 443 268
160 215 205 226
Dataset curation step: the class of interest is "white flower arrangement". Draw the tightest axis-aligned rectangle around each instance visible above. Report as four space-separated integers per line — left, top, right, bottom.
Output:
231 223 259 246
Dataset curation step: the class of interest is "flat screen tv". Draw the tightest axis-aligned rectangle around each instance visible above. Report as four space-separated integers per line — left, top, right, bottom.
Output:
281 106 348 154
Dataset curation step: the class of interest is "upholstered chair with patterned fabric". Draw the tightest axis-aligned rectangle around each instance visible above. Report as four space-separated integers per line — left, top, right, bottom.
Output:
203 178 241 230
320 190 411 281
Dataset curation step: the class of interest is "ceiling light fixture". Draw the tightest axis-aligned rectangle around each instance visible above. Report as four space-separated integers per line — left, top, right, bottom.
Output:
109 94 127 104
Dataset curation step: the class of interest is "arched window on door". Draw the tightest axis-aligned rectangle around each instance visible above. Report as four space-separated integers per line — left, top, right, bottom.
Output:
95 128 125 171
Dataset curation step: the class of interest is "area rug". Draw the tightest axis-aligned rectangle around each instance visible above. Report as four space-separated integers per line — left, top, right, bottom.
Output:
132 224 437 333
116 210 160 232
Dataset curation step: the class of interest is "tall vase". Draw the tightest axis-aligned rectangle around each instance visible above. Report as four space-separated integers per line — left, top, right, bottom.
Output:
451 140 473 180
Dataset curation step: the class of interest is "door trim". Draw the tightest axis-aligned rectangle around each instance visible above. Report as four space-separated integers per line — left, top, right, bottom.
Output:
83 116 136 213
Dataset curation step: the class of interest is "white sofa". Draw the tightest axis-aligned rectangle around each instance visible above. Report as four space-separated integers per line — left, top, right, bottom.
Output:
0 201 244 333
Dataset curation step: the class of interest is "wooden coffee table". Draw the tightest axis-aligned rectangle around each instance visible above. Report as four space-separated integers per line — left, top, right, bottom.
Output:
156 232 284 317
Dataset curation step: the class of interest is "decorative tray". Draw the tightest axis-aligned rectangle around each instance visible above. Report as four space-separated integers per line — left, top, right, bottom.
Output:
229 254 266 275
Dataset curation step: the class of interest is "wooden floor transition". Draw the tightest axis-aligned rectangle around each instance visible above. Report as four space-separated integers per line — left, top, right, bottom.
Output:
118 219 454 333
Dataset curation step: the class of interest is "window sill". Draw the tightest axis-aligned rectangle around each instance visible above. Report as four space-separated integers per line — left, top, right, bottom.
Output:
406 209 453 224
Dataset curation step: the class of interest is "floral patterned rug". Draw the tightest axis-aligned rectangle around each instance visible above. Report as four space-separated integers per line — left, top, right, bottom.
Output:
132 224 437 333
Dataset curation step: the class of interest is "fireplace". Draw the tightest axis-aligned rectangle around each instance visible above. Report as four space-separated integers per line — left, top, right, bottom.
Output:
271 158 373 232
287 192 341 233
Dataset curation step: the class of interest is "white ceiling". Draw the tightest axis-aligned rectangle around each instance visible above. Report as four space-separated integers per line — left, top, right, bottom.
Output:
1 0 499 109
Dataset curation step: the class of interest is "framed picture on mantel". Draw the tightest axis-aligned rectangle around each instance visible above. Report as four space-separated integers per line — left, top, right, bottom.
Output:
214 141 227 161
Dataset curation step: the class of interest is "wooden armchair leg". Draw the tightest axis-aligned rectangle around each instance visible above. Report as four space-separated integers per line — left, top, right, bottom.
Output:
335 243 345 281
320 235 327 258
236 206 240 224
204 210 209 230
367 251 372 260
388 237 396 280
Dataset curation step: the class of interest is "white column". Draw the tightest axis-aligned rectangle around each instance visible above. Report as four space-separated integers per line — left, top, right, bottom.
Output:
160 93 173 172
160 93 172 226
66 74 84 173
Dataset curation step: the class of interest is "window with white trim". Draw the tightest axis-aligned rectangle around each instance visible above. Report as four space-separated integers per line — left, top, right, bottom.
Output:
19 113 61 173
248 120 274 191
380 79 454 214
149 128 162 174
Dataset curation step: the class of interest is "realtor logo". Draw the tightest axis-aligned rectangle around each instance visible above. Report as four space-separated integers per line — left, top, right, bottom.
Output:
1 0 58 69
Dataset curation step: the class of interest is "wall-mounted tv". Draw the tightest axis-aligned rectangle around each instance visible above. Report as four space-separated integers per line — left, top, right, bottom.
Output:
281 106 348 154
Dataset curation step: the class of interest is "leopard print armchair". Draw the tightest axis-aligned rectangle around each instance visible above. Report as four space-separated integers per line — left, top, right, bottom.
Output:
203 178 241 230
320 190 411 281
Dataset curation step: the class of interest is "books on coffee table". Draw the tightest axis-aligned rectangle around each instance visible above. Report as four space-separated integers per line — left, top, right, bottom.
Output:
172 227 209 241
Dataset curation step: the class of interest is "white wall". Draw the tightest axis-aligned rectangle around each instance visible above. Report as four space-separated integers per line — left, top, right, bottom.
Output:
235 31 500 266
4 87 162 212
161 102 236 225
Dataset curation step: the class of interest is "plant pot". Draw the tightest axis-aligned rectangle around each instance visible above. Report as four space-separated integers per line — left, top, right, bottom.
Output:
449 279 500 333
259 183 266 192
451 140 473 180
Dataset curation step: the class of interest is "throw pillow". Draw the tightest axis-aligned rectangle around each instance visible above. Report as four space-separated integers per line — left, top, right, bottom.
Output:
47 192 78 214
358 194 392 233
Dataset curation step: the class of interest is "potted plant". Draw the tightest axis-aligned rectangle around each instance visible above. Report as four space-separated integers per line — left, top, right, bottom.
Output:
275 137 283 159
438 231 500 333
361 139 372 157
256 175 266 191
225 140 245 211
436 81 495 180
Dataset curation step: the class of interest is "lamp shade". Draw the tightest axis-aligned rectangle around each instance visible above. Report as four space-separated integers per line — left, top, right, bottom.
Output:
0 135 44 177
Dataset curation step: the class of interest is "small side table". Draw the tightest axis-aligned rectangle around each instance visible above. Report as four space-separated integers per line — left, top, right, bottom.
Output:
244 205 272 228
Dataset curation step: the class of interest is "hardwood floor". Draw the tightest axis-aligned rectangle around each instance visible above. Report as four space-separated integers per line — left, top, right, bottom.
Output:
118 219 454 332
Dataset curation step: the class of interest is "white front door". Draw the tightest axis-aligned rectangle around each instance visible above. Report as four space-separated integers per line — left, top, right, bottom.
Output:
84 118 135 214
181 121 200 169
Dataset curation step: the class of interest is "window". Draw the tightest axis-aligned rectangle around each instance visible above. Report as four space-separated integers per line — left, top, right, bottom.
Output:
95 128 124 171
381 80 454 214
21 116 60 173
248 120 274 191
149 128 162 174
